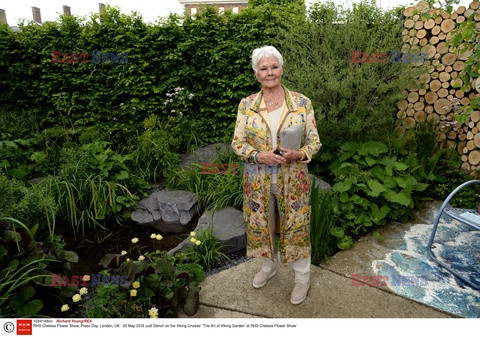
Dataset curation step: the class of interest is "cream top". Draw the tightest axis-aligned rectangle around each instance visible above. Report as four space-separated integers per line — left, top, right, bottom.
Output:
268 105 283 184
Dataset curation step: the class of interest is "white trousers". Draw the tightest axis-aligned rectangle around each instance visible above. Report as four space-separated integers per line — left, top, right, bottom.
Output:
262 183 311 284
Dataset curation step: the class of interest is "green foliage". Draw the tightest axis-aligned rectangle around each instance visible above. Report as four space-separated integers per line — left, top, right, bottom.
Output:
249 0 304 6
0 174 56 235
165 151 243 212
0 4 297 149
84 250 203 318
310 184 337 264
71 140 133 182
446 14 480 123
183 226 231 271
46 175 138 237
276 0 424 164
0 219 77 317
397 122 479 209
133 114 181 183
45 139 151 237
329 141 428 245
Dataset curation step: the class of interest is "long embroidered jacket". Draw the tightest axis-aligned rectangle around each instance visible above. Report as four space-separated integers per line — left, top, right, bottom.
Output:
231 85 321 263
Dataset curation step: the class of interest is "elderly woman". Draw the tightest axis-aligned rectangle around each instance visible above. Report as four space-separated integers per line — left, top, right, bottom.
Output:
231 46 321 305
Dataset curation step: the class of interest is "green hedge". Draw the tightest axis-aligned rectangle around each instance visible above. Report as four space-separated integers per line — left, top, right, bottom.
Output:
0 5 304 150
0 1 424 161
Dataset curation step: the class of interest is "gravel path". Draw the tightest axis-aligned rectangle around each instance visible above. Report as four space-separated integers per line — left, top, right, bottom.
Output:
204 250 251 278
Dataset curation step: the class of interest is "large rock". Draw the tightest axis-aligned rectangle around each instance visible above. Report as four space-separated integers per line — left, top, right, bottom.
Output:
179 143 233 171
309 173 332 192
131 189 198 233
168 206 246 255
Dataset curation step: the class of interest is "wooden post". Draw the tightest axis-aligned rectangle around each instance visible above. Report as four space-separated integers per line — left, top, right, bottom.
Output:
0 9 6 24
32 7 41 24
63 6 71 16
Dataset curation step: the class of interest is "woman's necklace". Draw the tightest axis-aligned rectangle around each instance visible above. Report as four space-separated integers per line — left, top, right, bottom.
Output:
264 90 283 109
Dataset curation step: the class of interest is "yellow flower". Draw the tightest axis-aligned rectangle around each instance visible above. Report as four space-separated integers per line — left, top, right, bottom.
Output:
190 231 196 237
150 233 156 239
195 239 201 246
190 237 196 243
79 287 88 295
131 238 139 243
148 307 158 318
61 304 70 312
252 181 260 189
156 234 163 241
132 281 140 289
138 255 145 261
82 275 90 282
130 289 137 297
121 250 127 256
72 294 81 303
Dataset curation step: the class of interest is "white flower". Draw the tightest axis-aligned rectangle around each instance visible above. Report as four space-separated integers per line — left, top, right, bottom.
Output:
121 250 127 256
150 233 157 239
190 237 196 243
79 287 88 295
72 294 81 303
131 238 139 244
195 240 201 246
138 255 145 261
156 234 163 241
61 304 70 312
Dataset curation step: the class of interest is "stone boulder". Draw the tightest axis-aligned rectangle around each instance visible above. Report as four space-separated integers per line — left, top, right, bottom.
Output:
168 206 245 255
131 189 198 233
309 173 332 192
179 143 233 172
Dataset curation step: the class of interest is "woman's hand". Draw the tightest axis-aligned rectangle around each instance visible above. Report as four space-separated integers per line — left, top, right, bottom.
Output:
257 148 287 165
279 148 303 164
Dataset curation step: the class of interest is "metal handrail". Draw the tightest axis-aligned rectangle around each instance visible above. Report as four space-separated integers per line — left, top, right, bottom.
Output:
426 180 480 290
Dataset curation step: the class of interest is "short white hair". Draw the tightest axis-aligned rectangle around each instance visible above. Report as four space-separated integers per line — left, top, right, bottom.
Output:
251 46 284 72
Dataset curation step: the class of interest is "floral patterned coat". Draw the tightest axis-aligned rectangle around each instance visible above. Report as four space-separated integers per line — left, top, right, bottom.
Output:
231 85 321 263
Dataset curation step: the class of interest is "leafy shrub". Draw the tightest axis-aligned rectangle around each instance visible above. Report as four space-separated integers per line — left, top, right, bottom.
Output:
329 141 428 248
277 0 424 166
0 174 56 234
133 114 180 183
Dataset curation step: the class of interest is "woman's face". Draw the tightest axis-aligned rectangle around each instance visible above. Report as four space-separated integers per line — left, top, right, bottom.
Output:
255 57 283 90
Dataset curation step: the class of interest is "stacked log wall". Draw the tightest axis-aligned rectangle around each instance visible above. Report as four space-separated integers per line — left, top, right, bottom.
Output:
396 1 480 173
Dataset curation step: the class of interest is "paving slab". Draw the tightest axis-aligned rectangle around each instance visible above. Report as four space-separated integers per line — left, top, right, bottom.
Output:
186 201 480 318
180 305 262 318
190 259 451 318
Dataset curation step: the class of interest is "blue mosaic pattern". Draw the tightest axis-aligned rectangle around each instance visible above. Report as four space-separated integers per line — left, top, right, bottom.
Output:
372 216 480 318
